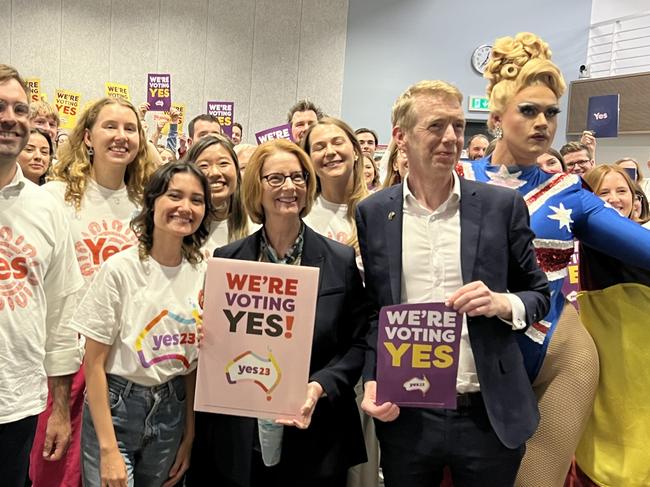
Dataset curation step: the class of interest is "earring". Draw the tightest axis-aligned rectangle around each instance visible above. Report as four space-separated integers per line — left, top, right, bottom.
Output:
494 125 503 140
87 146 94 156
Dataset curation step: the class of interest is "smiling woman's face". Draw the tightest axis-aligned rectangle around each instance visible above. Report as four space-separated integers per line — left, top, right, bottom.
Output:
596 171 634 218
194 143 237 207
307 123 355 185
17 131 50 183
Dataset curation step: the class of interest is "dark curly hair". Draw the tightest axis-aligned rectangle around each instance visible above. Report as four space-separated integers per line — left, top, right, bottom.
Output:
130 162 213 265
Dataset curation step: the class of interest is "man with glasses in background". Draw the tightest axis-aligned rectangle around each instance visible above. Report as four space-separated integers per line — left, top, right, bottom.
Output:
561 141 595 175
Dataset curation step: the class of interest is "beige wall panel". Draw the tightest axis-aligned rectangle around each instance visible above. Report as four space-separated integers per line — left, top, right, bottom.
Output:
297 0 348 118
248 0 301 137
109 0 159 105
5 0 349 137
59 0 111 104
158 0 209 129
0 0 11 64
203 0 255 142
11 0 62 100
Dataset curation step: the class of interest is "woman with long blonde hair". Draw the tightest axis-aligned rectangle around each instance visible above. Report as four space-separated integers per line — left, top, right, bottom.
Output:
29 97 157 487
301 117 368 251
382 141 409 189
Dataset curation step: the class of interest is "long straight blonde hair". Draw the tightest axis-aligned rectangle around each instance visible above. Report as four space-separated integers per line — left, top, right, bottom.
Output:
301 117 369 250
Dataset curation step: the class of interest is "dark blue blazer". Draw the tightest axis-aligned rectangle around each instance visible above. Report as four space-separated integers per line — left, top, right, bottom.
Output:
355 178 550 449
188 225 368 486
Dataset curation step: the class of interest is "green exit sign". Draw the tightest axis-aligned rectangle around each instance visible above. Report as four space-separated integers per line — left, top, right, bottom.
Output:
469 95 489 112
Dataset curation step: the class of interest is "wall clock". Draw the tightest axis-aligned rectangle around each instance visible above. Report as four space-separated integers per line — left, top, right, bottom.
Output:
471 44 492 74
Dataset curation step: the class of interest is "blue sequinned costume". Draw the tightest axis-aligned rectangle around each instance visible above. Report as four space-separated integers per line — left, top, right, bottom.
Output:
458 157 650 380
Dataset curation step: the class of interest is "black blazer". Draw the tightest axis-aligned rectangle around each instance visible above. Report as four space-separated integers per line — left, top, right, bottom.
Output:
188 225 368 486
355 178 550 449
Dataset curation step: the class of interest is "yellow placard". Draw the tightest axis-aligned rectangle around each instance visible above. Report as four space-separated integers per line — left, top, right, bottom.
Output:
160 103 186 135
104 82 130 101
80 100 97 116
25 78 40 103
55 89 82 129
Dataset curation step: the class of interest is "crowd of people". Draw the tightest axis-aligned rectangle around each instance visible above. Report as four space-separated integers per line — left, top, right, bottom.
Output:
1 30 649 487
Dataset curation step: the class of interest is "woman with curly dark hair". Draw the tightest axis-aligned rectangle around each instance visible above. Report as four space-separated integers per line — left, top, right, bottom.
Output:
72 162 212 487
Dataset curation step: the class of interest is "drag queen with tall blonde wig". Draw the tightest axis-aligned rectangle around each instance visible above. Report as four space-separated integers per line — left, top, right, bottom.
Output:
456 32 650 486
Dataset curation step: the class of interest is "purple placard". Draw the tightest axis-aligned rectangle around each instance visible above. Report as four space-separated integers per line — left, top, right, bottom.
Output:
561 241 580 310
147 73 171 111
376 303 462 409
207 101 234 138
255 123 293 145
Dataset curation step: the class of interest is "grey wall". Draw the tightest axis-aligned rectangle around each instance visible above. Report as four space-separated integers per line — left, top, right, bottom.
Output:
341 0 593 148
1 0 348 143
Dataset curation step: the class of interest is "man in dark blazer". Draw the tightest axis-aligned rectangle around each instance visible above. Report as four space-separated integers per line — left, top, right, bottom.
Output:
356 81 550 486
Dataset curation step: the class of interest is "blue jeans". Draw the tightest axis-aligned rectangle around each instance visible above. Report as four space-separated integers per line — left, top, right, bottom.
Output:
81 374 186 487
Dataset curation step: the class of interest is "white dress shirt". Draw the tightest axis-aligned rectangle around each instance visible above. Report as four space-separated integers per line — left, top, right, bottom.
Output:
400 172 526 393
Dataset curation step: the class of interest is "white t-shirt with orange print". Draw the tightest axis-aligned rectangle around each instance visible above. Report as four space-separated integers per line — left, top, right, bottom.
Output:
43 179 139 282
0 166 84 423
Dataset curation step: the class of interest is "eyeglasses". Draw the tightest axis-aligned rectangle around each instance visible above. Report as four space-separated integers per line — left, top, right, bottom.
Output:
0 99 30 118
566 159 592 168
262 172 308 188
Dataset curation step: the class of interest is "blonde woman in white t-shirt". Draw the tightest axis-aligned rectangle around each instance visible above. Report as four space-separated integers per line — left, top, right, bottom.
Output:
183 134 251 257
73 162 212 487
302 118 377 487
30 97 158 487
302 117 368 251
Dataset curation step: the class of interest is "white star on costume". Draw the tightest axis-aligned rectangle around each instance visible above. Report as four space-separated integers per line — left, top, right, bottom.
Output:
548 203 574 231
486 165 527 189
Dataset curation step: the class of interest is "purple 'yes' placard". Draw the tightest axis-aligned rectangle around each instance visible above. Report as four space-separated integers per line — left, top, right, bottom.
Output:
147 74 171 111
561 241 580 311
376 303 462 409
255 123 293 145
207 101 235 138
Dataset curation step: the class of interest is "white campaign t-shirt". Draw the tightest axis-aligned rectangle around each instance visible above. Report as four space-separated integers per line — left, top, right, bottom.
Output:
43 180 139 282
0 166 84 423
303 195 353 245
201 218 260 260
71 247 205 386
201 219 229 260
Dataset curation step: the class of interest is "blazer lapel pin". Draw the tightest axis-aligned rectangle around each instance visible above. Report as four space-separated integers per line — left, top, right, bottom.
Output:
388 211 396 220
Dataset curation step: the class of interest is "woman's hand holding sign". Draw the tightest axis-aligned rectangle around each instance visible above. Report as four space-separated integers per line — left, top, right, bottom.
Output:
276 381 324 429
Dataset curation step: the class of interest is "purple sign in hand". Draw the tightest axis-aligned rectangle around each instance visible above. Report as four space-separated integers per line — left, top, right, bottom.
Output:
376 303 462 409
147 74 171 111
255 123 293 145
207 101 234 138
561 241 580 310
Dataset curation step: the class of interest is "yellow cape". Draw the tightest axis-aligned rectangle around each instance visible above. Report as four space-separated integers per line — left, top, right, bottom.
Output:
576 283 650 487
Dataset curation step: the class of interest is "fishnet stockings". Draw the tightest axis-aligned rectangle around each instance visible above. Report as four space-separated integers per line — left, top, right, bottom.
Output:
516 304 599 487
